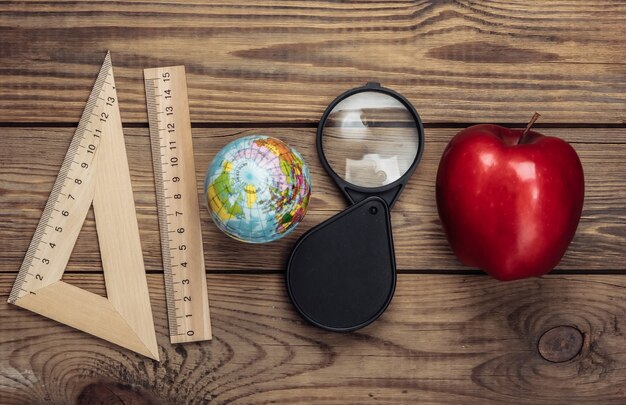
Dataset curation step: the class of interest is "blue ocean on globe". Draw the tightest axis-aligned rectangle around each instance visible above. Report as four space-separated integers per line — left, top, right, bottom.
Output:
204 135 311 243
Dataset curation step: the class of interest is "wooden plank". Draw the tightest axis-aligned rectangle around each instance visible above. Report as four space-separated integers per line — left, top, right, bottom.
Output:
1 1 626 123
1 127 624 272
2 273 626 403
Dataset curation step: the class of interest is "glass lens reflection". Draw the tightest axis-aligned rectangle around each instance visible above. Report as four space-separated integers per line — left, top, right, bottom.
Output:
321 91 420 188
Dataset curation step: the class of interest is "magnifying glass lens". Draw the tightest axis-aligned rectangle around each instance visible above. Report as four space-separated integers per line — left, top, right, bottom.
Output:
321 91 420 188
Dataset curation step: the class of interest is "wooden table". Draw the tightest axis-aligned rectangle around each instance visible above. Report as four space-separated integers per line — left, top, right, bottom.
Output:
1 2 625 403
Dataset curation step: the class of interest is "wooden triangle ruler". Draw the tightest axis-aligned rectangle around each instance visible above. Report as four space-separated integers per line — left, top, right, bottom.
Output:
7 52 159 361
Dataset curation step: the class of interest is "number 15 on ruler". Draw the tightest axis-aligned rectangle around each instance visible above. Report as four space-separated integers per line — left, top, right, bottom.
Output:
145 66 212 343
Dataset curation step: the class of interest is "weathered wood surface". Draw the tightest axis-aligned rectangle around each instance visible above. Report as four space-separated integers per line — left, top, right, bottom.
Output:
1 1 626 123
1 127 624 273
2 1 626 403
2 274 626 404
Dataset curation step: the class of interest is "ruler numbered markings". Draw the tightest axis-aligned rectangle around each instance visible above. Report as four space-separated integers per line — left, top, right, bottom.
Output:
145 66 212 343
7 52 159 360
10 69 114 301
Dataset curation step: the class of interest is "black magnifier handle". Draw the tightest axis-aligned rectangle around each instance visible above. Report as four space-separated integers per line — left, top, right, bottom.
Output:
286 196 396 332
341 184 404 209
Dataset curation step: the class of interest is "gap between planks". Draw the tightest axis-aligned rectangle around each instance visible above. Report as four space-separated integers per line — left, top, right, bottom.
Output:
11 269 626 276
2 122 626 130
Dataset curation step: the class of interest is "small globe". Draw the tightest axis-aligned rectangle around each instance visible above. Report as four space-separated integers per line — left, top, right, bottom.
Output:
204 135 311 243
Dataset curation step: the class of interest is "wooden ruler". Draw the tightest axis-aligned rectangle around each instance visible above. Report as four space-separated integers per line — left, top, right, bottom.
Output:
144 66 212 343
7 52 159 360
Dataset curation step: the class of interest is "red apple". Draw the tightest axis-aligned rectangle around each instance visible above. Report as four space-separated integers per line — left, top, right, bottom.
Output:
436 124 584 281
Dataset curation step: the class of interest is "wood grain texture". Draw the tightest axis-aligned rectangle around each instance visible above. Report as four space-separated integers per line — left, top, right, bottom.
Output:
6 57 159 360
2 1 626 403
538 325 584 363
1 1 626 123
145 66 213 343
13 281 159 360
2 273 626 404
1 127 624 272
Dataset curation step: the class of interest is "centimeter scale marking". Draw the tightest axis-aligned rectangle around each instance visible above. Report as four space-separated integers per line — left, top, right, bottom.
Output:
7 52 159 359
144 66 212 343
8 55 113 303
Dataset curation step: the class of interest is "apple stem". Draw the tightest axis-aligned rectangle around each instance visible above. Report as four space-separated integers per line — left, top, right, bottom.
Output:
519 112 541 144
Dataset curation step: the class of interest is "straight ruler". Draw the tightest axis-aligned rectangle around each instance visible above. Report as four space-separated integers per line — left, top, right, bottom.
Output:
144 66 212 343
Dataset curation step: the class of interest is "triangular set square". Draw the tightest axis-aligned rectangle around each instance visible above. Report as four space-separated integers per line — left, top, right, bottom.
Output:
8 53 159 360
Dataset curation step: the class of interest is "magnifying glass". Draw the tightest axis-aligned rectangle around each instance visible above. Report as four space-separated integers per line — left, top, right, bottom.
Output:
286 82 424 332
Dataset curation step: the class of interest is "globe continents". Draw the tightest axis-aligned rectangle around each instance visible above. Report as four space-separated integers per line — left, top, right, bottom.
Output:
205 135 311 243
